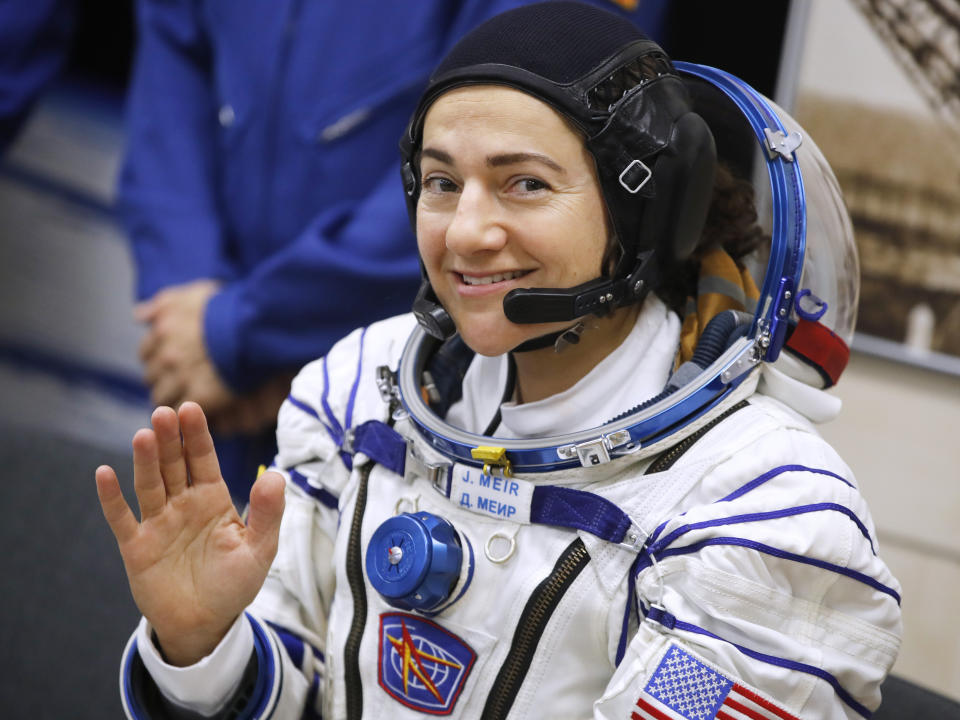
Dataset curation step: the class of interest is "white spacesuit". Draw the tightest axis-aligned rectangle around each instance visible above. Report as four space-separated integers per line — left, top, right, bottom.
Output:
115 4 902 718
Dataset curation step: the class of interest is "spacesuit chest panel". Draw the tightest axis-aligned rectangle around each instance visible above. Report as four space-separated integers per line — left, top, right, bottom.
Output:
327 388 767 718
327 456 641 719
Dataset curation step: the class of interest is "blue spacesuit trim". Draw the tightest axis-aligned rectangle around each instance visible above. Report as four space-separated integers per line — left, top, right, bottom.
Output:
530 485 633 543
240 614 282 720
351 421 407 476
643 465 859 551
642 604 872 719
718 464 854 504
288 468 339 509
650 503 876 557
120 636 147 719
320 356 345 440
344 327 367 434
264 620 325 668
615 575 636 666
652 537 900 604
286 394 321 421
287 393 338 448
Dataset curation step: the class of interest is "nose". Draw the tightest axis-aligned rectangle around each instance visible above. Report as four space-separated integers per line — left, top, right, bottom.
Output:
444 181 507 255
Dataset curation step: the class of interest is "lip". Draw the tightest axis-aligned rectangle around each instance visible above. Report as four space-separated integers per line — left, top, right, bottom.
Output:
452 269 533 297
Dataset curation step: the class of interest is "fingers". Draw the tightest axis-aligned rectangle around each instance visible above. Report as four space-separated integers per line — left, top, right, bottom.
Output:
96 465 139 545
246 471 286 567
179 401 223 485
132 428 167 518
152 406 188 496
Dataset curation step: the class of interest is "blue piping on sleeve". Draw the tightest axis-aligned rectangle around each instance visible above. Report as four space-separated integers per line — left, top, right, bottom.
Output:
719 464 854 503
288 468 339 509
321 356 345 441
286 394 338 445
644 464 859 550
233 614 282 720
344 327 367 432
647 536 900 605
651 503 877 557
120 636 147 719
263 620 326 669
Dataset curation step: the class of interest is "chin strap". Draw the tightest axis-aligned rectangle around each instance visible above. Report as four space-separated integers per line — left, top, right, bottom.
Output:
510 322 588 353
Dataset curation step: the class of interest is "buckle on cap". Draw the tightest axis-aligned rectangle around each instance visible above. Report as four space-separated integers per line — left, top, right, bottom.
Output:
619 159 652 194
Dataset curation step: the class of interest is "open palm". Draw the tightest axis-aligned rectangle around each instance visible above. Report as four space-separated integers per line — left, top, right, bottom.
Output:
96 402 285 666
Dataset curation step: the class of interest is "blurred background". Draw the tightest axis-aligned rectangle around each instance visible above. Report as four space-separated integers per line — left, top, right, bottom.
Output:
0 0 957 716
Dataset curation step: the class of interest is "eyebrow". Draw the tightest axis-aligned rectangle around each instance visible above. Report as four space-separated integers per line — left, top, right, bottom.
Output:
421 147 454 164
488 152 564 173
420 147 564 174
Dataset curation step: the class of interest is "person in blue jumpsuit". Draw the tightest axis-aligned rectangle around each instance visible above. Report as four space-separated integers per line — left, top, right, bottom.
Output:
0 0 75 152
122 0 669 497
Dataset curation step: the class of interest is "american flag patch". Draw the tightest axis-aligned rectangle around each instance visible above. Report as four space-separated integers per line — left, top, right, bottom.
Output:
632 645 799 720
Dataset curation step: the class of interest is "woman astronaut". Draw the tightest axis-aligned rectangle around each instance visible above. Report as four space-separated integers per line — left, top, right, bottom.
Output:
97 3 902 718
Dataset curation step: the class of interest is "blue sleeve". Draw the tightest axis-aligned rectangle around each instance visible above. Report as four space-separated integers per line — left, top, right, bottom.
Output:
117 0 238 300
204 166 421 391
0 0 75 150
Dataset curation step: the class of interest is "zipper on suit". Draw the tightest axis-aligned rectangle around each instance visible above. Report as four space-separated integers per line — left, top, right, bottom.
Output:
480 538 591 720
344 462 372 719
645 400 749 474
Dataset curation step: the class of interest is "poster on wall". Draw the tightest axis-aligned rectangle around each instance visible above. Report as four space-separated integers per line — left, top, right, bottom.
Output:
784 0 960 374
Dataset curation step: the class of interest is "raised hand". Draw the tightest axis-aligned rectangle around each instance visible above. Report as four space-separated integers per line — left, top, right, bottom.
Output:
96 402 285 666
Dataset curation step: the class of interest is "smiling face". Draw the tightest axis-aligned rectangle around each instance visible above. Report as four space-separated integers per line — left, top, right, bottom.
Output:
416 85 611 356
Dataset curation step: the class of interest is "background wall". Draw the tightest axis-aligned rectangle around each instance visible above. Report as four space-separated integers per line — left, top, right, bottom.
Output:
794 0 960 702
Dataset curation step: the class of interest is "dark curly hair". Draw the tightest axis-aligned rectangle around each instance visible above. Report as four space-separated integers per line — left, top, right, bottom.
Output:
637 162 767 313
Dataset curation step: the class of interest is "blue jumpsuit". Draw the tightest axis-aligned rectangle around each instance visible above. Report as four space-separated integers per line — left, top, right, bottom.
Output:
0 0 75 151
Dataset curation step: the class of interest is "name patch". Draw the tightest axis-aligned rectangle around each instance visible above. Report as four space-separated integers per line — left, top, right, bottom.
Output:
449 463 534 523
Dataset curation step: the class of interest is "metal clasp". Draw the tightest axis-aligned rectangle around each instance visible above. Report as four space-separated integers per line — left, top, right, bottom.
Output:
619 522 647 552
406 444 451 495
376 365 400 404
720 338 762 384
557 429 632 467
764 128 803 161
471 446 512 477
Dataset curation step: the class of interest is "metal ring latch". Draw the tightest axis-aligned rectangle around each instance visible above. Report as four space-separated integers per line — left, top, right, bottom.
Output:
484 531 517 564
618 159 652 194
394 495 420 515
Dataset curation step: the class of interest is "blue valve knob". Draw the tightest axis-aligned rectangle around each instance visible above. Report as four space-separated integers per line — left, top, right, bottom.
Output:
366 511 463 612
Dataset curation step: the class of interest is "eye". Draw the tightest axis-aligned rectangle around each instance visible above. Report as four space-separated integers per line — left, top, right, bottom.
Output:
511 177 550 193
423 176 459 194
